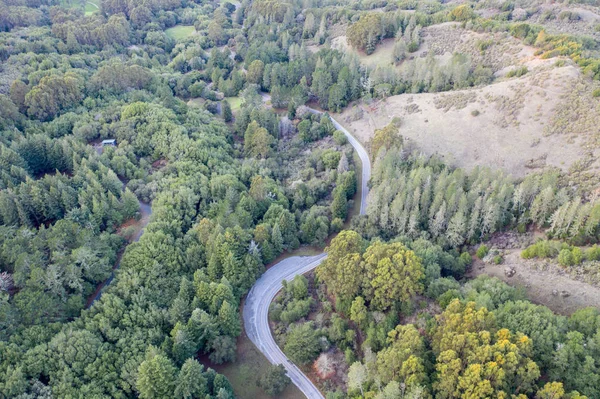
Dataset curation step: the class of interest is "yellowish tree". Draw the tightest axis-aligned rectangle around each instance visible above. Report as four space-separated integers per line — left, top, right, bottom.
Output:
363 241 424 311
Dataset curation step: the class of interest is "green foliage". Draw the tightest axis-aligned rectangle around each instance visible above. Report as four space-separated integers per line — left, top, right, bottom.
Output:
476 244 489 259
257 364 291 397
506 66 529 78
137 347 178 399
318 231 424 311
370 123 403 157
347 14 384 55
522 240 563 259
284 322 321 365
366 149 583 248
222 100 233 122
449 4 475 21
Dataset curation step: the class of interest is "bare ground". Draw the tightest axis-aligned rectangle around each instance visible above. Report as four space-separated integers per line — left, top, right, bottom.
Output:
336 61 600 178
470 250 600 315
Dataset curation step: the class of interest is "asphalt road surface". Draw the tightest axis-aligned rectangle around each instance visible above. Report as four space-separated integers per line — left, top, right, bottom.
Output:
243 110 371 399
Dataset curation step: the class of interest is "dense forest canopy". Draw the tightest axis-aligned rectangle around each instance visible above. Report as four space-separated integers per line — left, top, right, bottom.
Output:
0 0 599 397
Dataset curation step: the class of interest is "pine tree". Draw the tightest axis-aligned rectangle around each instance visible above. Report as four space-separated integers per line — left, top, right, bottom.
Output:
175 359 208 399
222 100 232 122
218 300 241 337
446 210 467 247
271 223 283 254
430 201 447 238
136 348 178 399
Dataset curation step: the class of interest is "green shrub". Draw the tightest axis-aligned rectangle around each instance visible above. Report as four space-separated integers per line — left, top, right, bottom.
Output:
471 109 480 117
322 150 341 170
586 245 600 261
437 289 462 308
460 252 473 267
270 303 283 322
572 247 584 265
506 66 528 78
593 88 600 98
558 11 580 21
449 4 475 21
333 130 348 145
521 240 561 259
427 277 461 299
476 39 493 53
476 244 489 259
330 217 344 233
493 255 503 264
558 248 574 266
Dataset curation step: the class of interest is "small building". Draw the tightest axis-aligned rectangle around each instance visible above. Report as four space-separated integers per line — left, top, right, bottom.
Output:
102 139 117 147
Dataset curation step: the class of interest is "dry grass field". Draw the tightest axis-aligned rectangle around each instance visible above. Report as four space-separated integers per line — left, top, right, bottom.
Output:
332 24 600 178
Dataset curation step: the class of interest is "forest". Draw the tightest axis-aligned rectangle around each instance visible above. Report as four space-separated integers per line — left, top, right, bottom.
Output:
1 0 600 398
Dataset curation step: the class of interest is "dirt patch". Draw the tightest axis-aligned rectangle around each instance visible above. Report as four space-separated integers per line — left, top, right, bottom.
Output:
470 249 600 315
336 62 600 178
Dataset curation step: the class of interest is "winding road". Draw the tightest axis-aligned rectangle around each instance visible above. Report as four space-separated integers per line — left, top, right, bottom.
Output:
243 111 371 399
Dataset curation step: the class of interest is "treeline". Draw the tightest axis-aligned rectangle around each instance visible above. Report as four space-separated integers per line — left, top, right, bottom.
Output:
362 125 600 248
346 5 474 55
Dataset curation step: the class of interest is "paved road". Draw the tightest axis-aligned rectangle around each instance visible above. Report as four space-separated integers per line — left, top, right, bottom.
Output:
243 110 371 399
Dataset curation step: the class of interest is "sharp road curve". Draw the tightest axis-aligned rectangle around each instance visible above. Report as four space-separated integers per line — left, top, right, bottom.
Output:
243 110 371 399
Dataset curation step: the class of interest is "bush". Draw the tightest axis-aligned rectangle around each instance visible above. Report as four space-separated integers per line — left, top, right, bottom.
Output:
459 251 473 267
476 244 489 259
506 66 528 78
586 245 600 261
493 255 503 264
558 248 574 266
593 88 600 98
427 277 461 299
280 299 313 324
322 150 341 170
257 364 291 397
438 289 462 308
521 240 561 259
449 4 475 21
471 109 480 117
284 322 321 365
572 247 584 264
270 303 283 322
333 130 347 145
330 217 344 233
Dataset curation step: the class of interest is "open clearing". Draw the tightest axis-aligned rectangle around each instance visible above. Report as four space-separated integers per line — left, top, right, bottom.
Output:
337 62 596 177
471 250 600 315
225 96 242 113
331 36 396 69
84 1 99 15
165 25 196 40
59 0 99 15
330 23 600 178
